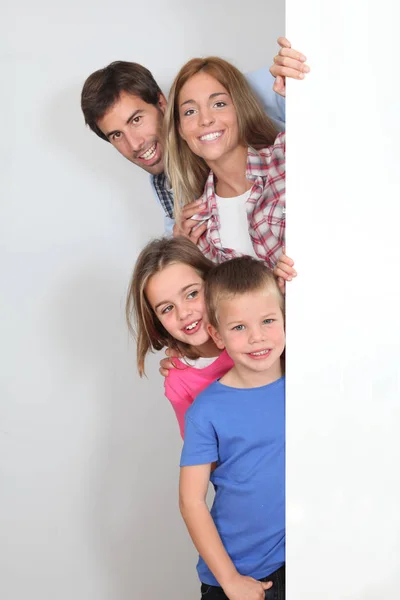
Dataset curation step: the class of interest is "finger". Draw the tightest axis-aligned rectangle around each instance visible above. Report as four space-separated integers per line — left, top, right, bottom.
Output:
273 76 286 97
278 254 295 267
277 262 297 276
274 54 310 73
159 368 169 377
274 267 293 281
182 200 207 218
190 222 208 244
272 65 306 80
262 581 273 590
277 36 291 49
278 46 307 63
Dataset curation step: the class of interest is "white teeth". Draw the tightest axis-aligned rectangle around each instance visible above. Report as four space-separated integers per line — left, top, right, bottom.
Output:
200 131 222 141
140 143 156 160
250 349 270 356
185 321 199 331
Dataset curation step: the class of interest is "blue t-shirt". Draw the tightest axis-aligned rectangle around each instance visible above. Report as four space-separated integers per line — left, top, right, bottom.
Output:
180 376 285 586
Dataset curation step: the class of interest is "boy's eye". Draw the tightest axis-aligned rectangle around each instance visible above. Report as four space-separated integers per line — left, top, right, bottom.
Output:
233 324 245 331
263 318 274 325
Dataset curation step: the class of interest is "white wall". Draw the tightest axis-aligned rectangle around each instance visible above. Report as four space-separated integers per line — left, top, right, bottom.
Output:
287 1 400 598
0 2 284 599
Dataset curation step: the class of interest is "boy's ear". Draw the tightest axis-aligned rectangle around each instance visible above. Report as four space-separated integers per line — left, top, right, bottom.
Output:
207 323 225 350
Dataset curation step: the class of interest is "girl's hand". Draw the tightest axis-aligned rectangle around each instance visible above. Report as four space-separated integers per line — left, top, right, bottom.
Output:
223 573 272 600
159 347 181 377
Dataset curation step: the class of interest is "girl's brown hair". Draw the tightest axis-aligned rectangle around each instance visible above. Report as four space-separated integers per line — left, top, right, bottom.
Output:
164 56 278 217
126 236 214 376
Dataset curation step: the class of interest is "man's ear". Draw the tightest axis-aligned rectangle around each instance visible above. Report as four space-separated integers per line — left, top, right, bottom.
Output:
207 323 225 350
158 93 167 113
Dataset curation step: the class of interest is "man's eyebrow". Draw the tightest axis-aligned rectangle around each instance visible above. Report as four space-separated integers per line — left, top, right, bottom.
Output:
180 92 228 108
154 283 199 310
105 109 144 139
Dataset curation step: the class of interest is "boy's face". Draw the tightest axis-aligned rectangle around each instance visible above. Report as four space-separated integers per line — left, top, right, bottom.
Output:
210 287 285 375
97 91 167 175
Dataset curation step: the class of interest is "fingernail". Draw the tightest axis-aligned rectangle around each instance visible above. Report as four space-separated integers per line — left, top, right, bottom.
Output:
299 73 305 79
293 271 297 276
303 65 310 73
300 54 307 61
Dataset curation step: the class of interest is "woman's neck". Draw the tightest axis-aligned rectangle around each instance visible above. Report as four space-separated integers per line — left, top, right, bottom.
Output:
208 144 251 198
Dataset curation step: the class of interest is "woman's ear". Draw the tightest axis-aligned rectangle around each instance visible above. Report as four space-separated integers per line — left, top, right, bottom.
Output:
207 323 225 350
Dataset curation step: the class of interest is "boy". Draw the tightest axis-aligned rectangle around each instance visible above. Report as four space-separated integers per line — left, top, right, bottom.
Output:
179 256 285 600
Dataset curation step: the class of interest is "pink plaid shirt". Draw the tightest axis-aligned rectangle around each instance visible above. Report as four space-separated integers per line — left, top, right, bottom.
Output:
193 132 285 269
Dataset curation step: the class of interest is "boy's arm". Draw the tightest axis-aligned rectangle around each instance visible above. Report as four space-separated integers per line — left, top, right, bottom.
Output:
179 465 272 599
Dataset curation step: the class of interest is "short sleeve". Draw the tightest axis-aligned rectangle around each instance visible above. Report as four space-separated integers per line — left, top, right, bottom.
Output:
180 414 218 467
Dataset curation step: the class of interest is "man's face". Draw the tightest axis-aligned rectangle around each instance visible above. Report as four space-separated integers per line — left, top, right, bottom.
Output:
97 91 167 175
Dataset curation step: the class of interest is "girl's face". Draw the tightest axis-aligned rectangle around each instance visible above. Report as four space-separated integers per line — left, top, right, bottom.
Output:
146 262 210 347
177 71 240 165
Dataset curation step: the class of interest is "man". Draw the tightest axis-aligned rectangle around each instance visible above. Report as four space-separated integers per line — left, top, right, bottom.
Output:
81 37 309 241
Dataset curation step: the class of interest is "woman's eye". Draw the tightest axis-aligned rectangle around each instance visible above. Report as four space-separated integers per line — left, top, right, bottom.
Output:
183 108 195 117
214 101 227 108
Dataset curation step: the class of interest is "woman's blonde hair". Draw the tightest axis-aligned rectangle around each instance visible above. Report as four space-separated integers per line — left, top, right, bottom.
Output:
164 57 278 217
126 236 214 376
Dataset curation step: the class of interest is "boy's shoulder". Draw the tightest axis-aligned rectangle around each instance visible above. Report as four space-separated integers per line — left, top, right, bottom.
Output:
185 379 227 421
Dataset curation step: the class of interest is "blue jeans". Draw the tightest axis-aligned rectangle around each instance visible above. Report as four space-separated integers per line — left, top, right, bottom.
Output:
200 565 285 599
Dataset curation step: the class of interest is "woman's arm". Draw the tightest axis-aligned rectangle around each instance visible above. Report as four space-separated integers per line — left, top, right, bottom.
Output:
180 465 272 599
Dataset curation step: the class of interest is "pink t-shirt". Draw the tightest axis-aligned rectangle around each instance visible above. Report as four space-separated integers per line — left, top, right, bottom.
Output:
164 350 234 439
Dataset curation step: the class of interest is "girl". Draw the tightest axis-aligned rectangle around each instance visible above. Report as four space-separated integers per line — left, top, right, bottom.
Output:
126 235 235 438
164 56 287 271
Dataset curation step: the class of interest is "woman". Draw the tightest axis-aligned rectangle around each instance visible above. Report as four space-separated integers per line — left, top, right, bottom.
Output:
164 56 286 271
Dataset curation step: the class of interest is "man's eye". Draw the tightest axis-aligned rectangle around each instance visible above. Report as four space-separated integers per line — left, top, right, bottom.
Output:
132 116 142 124
111 132 122 141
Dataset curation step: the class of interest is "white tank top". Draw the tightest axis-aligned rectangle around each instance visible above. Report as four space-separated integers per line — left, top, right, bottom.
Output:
214 189 257 258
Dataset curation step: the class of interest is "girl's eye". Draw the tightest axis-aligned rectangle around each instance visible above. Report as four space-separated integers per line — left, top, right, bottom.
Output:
161 305 173 315
187 290 198 299
233 324 245 331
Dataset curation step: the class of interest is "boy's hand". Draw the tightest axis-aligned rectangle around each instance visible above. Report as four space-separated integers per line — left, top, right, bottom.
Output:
270 36 310 97
223 573 272 600
173 199 208 244
159 347 181 377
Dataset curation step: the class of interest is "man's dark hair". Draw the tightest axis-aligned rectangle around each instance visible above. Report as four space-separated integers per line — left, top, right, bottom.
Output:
81 61 163 141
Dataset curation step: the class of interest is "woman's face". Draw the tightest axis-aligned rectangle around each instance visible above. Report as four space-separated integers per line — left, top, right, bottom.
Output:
146 262 210 347
177 71 240 165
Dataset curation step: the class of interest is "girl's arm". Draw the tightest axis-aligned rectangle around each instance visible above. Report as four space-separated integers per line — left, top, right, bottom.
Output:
179 465 272 600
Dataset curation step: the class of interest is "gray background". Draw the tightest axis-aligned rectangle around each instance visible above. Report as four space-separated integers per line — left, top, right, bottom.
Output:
0 1 284 599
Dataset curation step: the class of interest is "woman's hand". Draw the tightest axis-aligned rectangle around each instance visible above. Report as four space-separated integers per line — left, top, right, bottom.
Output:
173 199 208 244
270 37 310 97
222 573 272 600
159 347 182 377
274 250 297 294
